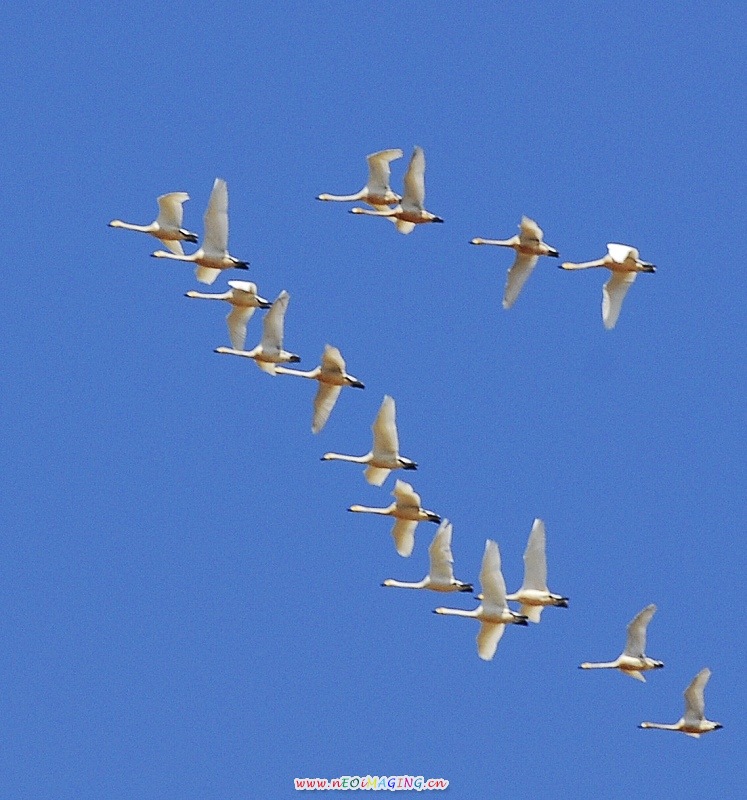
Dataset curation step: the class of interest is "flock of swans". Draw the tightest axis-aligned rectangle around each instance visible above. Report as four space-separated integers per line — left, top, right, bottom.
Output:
108 152 721 738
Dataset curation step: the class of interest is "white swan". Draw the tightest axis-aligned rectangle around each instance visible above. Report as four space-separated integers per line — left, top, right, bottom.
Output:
382 519 473 588
321 395 417 486
349 479 440 557
151 178 249 285
185 281 271 350
350 146 443 234
639 668 723 738
504 518 568 622
560 243 656 329
579 603 663 681
214 290 300 374
109 192 198 255
470 216 559 308
316 149 403 210
434 539 528 661
274 344 364 433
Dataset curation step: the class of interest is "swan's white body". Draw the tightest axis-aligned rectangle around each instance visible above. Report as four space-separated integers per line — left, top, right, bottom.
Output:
504 518 568 622
434 539 528 661
213 290 300 374
185 280 271 350
109 192 198 255
317 149 403 210
560 243 656 329
382 519 473 589
321 395 417 486
640 668 722 738
151 178 249 285
349 479 440 557
579 603 663 681
470 217 559 308
275 344 364 433
350 146 443 233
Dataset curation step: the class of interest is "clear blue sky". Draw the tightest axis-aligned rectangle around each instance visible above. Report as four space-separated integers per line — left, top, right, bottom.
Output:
2 3 745 798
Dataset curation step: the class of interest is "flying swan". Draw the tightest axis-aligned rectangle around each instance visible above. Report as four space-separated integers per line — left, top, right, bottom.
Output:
639 668 722 738
109 192 198 255
316 149 403 210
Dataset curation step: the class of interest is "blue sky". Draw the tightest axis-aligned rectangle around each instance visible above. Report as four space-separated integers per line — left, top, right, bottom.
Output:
2 3 745 797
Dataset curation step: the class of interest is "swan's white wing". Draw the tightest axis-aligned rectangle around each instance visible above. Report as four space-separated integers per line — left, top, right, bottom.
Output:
395 220 416 235
371 395 399 459
195 265 221 285
203 178 229 256
602 271 636 330
606 243 637 264
260 290 289 353
520 604 544 623
226 306 256 350
392 479 422 512
623 604 656 658
391 518 418 557
518 216 543 246
428 520 455 585
366 149 403 195
683 668 710 724
161 238 185 256
227 280 258 298
156 192 189 228
401 146 425 210
364 466 391 487
521 518 548 592
477 622 505 661
319 344 345 380
480 539 508 608
312 384 342 434
503 253 539 309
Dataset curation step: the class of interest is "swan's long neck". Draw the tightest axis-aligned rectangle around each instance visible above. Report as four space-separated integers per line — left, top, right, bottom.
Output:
470 237 514 247
560 259 606 270
433 606 478 618
214 346 259 359
317 190 365 202
348 504 394 515
274 366 319 379
350 206 397 217
185 291 231 300
382 577 429 589
579 661 619 670
152 249 192 262
639 722 681 732
322 452 369 464
109 220 155 233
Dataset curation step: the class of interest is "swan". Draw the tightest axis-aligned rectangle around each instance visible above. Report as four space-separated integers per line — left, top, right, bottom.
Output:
185 281 271 350
274 344 364 433
382 519 473 588
109 192 198 255
639 668 723 738
560 243 656 329
350 146 443 234
349 479 440 557
151 178 249 285
434 539 528 661
470 217 559 308
321 395 417 486
213 290 300 374
504 518 568 622
316 149 403 209
579 603 663 681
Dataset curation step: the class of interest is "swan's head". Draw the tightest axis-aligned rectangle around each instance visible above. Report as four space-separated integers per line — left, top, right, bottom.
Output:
399 458 418 470
108 219 124 228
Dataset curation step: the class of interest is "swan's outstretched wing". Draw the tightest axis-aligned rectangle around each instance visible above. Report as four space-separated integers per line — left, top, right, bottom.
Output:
371 395 399 459
395 220 416 235
503 253 540 309
366 149 403 196
156 192 189 229
391 518 418 557
623 604 656 658
683 668 710 724
161 238 185 255
195 265 221 285
364 466 391 487
203 178 229 255
392 479 421 512
260 290 290 353
226 306 257 350
319 344 345 380
521 518 549 592
428 520 455 585
480 539 508 608
518 216 543 245
477 622 505 661
606 243 638 264
401 146 425 211
312 384 342 434
603 271 637 329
